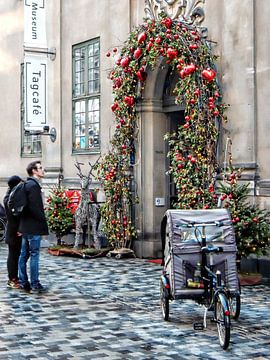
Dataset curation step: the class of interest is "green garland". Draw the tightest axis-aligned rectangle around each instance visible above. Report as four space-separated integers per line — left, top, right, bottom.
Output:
97 13 227 248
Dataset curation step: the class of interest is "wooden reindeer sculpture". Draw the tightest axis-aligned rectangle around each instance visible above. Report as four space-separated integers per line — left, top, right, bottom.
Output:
73 160 101 249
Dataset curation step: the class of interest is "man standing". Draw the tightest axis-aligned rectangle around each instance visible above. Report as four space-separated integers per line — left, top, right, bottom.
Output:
18 161 48 293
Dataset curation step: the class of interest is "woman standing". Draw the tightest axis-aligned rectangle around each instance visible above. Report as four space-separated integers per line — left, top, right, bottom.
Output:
3 175 23 289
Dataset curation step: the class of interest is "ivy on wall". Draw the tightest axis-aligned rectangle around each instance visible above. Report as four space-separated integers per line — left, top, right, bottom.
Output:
97 13 228 249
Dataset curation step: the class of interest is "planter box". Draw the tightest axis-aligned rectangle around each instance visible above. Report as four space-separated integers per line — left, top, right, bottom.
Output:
240 256 270 284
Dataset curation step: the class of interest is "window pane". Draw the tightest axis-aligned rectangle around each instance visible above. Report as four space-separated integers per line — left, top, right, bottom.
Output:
88 45 93 57
74 47 86 97
88 97 100 148
72 39 100 152
23 134 42 155
88 82 94 93
88 69 94 81
94 56 99 68
94 42 99 54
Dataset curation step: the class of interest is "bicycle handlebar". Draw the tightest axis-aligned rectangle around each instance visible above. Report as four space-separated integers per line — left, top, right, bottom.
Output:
176 220 227 228
201 245 223 254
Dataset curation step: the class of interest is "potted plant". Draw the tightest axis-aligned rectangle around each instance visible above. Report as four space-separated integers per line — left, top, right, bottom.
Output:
45 186 74 246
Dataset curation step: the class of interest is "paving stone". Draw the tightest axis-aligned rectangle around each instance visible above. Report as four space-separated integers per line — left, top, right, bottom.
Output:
0 243 269 359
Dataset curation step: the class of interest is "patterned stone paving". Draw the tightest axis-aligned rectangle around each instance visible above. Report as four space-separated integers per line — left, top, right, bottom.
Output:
0 243 269 359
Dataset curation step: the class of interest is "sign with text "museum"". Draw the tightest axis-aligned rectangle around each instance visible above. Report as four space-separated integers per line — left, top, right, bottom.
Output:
24 0 46 47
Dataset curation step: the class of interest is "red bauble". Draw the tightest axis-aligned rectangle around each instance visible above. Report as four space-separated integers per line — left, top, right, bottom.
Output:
166 47 178 60
189 44 198 50
120 56 130 68
201 68 216 81
147 41 153 51
124 96 135 107
111 103 119 112
180 64 196 78
163 17 173 29
136 70 147 82
134 48 142 59
138 31 147 43
113 77 122 89
155 36 162 44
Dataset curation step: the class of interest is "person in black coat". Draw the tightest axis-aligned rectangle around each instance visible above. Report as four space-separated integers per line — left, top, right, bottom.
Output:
3 175 23 289
18 161 49 293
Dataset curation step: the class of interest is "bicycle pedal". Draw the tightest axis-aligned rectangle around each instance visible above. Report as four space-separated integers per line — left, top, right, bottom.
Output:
193 322 204 331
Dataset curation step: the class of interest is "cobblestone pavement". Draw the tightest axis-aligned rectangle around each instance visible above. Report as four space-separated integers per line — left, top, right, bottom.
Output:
0 243 269 360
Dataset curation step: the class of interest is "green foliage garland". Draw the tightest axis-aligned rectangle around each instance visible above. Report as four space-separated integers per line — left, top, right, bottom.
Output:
97 13 227 248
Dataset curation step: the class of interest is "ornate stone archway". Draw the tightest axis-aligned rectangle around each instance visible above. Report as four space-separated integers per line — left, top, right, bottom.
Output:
97 0 227 257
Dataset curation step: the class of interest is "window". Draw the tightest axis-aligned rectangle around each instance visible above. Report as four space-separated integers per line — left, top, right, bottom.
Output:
72 39 100 152
20 64 42 156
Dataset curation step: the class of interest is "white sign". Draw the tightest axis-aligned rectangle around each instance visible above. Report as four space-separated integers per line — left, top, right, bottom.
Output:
155 197 165 207
24 0 46 47
24 55 47 131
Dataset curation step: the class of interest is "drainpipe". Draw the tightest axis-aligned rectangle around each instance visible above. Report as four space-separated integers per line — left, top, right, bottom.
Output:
252 0 258 202
59 0 63 179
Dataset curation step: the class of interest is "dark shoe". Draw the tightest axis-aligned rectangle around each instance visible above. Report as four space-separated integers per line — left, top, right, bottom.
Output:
7 279 20 289
31 283 47 294
19 282 31 292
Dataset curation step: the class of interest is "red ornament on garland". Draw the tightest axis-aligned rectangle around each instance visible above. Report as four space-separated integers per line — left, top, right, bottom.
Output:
124 96 135 107
166 47 178 60
138 32 147 44
134 48 142 59
201 68 216 82
120 56 130 68
111 103 119 112
162 17 173 29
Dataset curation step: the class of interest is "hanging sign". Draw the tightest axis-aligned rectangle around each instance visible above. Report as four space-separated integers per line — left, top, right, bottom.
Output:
24 0 46 47
24 55 47 131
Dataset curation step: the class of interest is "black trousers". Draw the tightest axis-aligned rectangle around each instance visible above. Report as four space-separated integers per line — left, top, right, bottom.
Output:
7 239 22 281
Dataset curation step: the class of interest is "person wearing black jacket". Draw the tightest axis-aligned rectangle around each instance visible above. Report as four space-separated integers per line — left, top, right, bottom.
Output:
18 161 49 293
3 175 23 289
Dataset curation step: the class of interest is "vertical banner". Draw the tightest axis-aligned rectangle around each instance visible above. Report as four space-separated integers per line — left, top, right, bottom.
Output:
24 0 46 47
24 55 47 131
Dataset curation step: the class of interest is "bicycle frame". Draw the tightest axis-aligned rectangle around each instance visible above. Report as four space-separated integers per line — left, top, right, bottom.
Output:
188 222 229 307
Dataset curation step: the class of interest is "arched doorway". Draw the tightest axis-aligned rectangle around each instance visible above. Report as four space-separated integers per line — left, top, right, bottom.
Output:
163 68 185 208
133 65 184 258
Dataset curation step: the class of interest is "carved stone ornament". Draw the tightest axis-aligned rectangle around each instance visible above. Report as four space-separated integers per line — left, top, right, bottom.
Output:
144 0 206 25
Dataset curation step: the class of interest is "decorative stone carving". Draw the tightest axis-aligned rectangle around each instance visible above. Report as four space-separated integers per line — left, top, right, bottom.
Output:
144 0 205 26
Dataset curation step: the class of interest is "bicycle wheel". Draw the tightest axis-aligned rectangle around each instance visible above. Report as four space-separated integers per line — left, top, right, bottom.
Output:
229 293 241 320
215 292 230 349
0 218 6 241
160 279 169 321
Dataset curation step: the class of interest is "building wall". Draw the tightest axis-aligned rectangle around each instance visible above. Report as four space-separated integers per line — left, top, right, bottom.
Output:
0 0 269 256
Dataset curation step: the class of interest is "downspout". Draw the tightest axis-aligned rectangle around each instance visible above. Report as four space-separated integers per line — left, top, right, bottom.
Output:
252 0 258 202
59 0 63 179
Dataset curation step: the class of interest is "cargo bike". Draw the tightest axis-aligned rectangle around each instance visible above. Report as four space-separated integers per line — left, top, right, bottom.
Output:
160 209 241 349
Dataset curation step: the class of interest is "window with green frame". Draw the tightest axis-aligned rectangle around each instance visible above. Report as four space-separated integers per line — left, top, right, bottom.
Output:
20 63 42 156
72 38 100 152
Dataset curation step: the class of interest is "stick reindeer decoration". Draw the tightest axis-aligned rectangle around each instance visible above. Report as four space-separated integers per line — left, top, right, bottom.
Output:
73 159 100 249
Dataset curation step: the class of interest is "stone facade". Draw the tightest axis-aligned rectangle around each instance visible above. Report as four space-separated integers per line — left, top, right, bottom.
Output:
0 0 269 257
